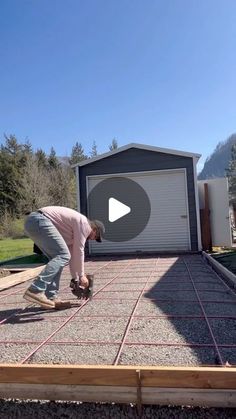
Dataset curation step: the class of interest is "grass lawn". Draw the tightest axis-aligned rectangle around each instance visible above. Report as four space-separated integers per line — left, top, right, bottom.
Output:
0 238 34 262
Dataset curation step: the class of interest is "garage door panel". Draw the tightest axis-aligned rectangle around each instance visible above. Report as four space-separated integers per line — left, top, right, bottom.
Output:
88 170 190 253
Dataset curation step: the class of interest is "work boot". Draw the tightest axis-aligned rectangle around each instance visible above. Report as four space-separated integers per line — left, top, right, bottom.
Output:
23 289 55 309
49 296 61 303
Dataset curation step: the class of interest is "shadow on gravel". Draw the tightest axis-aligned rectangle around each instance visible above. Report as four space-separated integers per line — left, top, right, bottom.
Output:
0 306 54 324
144 255 236 366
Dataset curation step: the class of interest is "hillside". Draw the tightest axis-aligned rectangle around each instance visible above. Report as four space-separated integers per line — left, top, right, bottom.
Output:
198 134 236 180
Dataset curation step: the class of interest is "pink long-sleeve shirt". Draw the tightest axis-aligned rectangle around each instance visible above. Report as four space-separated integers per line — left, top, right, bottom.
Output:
40 206 92 277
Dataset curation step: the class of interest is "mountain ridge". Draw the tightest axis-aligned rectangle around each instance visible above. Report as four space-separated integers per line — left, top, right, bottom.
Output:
198 134 236 180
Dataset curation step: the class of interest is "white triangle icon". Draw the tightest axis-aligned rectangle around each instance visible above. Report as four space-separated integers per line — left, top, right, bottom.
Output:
109 197 131 222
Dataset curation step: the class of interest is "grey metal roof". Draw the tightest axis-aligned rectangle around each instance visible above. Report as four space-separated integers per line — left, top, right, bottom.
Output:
71 142 201 168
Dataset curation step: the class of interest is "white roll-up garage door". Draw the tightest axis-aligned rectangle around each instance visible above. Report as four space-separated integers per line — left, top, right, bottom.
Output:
87 169 191 254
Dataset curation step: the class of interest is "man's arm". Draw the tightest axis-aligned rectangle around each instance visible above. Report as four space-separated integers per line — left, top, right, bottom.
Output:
69 217 91 284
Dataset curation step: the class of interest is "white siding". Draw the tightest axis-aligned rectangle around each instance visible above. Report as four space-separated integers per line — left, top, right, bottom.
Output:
88 170 190 254
198 178 232 247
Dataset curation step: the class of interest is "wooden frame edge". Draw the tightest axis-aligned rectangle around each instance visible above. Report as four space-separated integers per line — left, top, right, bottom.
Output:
0 364 236 407
1 384 236 407
0 364 236 388
202 251 236 289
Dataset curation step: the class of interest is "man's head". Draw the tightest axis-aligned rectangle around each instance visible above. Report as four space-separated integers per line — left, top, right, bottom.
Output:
89 220 105 242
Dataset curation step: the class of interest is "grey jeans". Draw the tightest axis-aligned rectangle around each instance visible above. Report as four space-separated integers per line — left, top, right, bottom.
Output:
24 212 70 299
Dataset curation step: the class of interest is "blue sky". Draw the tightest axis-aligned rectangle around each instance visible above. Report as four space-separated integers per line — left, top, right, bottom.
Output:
1 1 236 171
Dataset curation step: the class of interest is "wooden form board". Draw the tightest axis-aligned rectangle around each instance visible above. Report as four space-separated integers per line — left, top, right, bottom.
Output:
0 265 45 291
0 364 236 407
1 384 236 407
1 364 236 388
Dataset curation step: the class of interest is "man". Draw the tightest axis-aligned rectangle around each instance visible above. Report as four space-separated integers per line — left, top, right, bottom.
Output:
23 206 104 309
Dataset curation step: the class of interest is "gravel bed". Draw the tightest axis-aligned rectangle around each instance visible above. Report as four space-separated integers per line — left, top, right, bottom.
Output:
198 290 236 302
0 294 28 304
0 307 21 323
95 269 126 275
111 279 147 285
0 343 36 363
127 318 212 344
95 275 136 283
144 282 194 291
203 302 236 317
148 277 192 283
119 344 217 366
189 274 220 282
0 282 28 294
105 283 144 291
28 343 119 364
28 306 80 318
150 270 189 276
87 273 116 281
160 269 188 274
50 318 129 343
188 269 217 275
1 255 236 374
93 280 117 288
209 319 236 345
120 273 149 280
1 400 236 419
144 290 198 301
1 319 66 342
77 299 136 316
135 300 203 316
0 301 36 323
220 348 236 365
194 282 228 291
95 291 140 299
157 273 191 279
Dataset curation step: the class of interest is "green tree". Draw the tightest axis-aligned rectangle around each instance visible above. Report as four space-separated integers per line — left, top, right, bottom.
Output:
0 135 32 217
109 138 118 151
35 148 48 169
48 164 76 207
90 140 98 157
69 142 87 165
20 154 51 213
48 147 60 169
226 143 236 204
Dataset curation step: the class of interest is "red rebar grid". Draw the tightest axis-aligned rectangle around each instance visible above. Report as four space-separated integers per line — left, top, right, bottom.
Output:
109 256 235 365
1 256 236 366
20 259 136 364
0 287 27 300
0 260 112 326
0 287 226 306
1 339 235 350
2 313 235 323
113 258 160 365
183 257 225 365
1 295 235 306
203 255 236 298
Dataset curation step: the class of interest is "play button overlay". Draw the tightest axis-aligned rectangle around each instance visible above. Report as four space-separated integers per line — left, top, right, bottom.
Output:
87 176 151 242
109 198 131 222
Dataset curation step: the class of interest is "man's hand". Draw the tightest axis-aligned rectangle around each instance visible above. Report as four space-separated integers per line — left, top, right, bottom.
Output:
79 275 89 288
70 274 94 301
